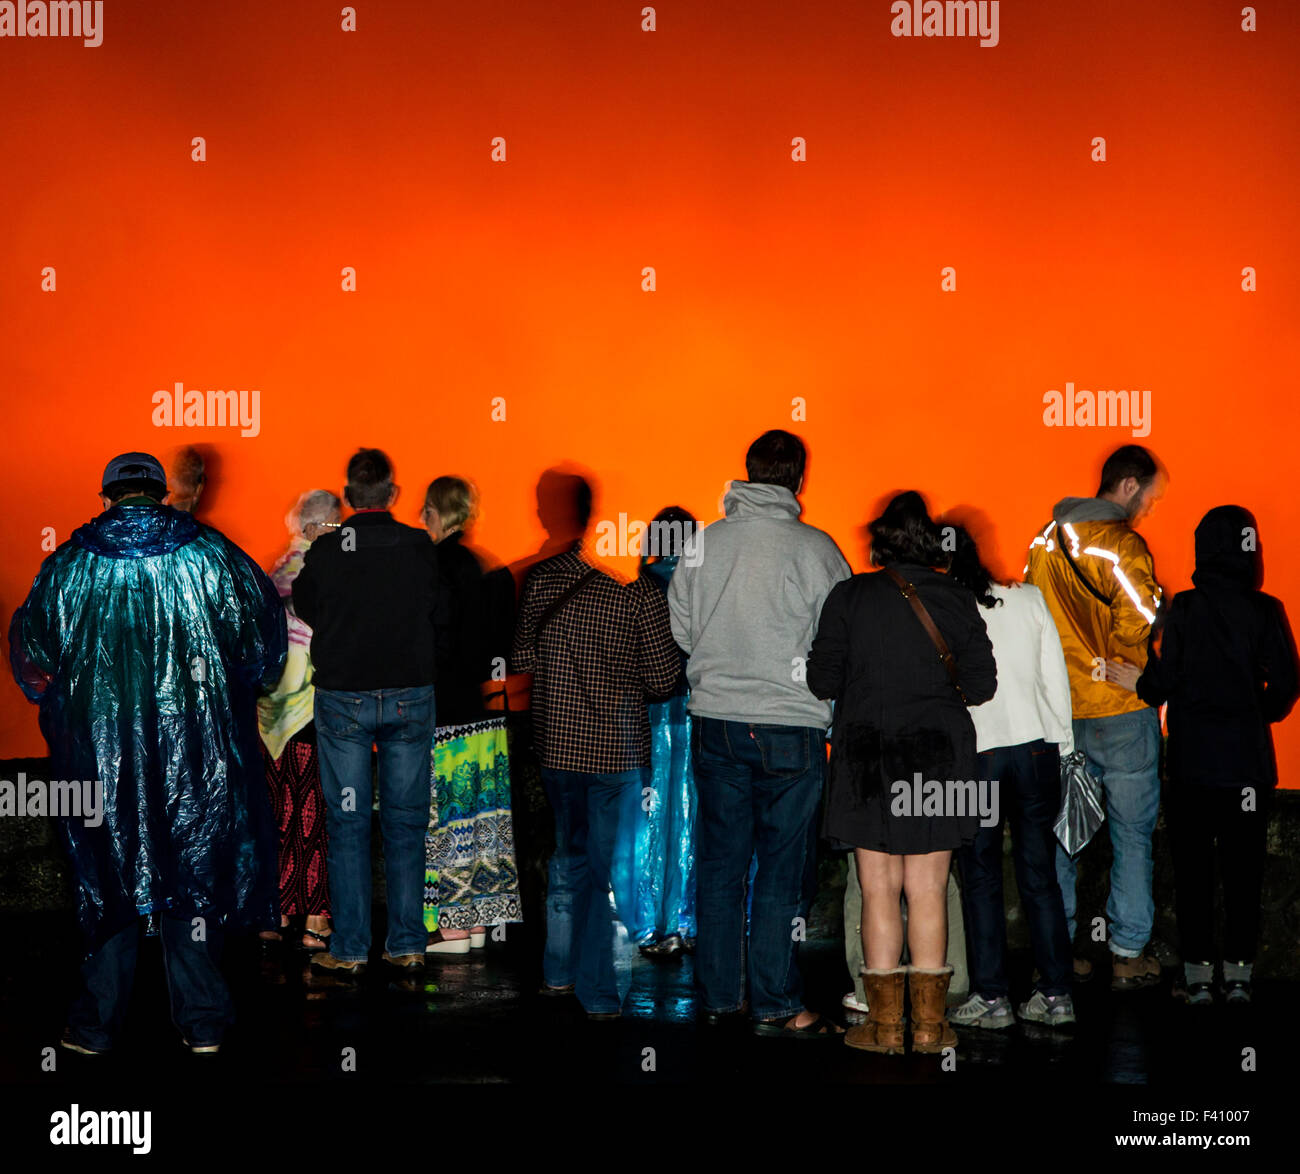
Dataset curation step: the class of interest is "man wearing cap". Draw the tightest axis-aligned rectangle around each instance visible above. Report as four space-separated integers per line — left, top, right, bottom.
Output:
9 452 286 1055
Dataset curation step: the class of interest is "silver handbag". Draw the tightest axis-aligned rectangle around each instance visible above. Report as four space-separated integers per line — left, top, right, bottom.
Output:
1054 749 1105 856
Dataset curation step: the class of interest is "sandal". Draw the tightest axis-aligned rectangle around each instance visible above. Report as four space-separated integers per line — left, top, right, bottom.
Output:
301 927 332 953
752 1012 844 1040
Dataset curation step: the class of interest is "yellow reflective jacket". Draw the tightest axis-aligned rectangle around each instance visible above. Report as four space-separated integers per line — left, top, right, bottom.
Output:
1024 498 1163 719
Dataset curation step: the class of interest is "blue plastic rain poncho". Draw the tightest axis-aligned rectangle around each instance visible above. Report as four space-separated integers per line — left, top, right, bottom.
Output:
9 502 287 949
610 555 697 944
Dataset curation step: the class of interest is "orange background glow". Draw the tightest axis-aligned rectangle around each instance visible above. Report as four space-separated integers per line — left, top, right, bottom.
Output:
2 1 1298 780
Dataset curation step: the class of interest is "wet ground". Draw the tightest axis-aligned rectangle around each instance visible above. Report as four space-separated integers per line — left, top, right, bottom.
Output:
0 910 1289 1155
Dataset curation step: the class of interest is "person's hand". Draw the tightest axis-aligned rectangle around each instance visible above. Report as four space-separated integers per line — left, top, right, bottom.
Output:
1105 659 1141 692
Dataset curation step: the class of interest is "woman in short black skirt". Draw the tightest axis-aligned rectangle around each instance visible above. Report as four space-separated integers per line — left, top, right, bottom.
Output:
808 491 996 1053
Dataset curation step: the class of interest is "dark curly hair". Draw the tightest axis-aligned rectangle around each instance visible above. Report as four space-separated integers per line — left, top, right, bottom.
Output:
944 524 1002 610
868 491 945 568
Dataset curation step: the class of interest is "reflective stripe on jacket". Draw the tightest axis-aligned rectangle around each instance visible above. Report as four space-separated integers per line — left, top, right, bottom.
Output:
1025 517 1162 719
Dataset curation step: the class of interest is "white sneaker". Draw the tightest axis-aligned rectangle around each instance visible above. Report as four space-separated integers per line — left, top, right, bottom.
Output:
841 992 869 1014
425 934 471 955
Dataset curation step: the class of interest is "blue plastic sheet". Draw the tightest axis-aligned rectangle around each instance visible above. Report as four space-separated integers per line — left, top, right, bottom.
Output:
10 503 286 949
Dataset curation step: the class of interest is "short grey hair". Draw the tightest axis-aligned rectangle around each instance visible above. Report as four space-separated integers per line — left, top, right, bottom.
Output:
287 489 342 538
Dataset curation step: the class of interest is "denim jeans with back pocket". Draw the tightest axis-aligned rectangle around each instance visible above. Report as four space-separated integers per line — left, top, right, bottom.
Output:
314 685 436 962
691 717 824 1021
1054 707 1161 958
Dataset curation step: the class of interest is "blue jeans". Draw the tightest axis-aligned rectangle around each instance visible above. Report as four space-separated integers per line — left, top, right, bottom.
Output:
541 767 644 1014
315 686 436 962
1055 707 1161 958
691 718 824 1021
958 740 1072 998
67 915 233 1050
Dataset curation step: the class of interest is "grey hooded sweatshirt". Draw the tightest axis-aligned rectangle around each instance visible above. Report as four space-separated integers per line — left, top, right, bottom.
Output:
668 481 850 728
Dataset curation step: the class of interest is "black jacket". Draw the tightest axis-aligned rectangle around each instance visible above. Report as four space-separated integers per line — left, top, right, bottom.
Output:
434 533 493 725
1136 505 1298 788
292 511 440 692
808 563 997 802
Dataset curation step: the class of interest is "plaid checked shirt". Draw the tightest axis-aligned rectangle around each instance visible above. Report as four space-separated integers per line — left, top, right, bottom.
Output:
511 545 682 772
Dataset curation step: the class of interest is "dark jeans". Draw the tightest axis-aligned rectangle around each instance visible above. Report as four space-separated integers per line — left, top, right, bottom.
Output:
541 767 644 1015
1168 783 1271 963
957 740 1072 998
691 717 824 1021
67 915 233 1051
315 685 436 962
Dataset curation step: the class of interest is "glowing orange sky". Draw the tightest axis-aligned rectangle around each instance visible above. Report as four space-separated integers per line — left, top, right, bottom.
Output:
2 0 1298 780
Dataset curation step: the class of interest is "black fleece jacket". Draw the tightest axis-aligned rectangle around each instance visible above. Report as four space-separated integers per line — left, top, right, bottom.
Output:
292 510 441 692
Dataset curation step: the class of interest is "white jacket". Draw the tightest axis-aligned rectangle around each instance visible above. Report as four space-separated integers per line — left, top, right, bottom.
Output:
969 583 1075 755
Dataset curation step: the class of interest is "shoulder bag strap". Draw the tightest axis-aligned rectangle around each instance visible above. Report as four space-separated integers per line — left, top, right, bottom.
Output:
1054 528 1112 607
882 566 968 703
534 567 602 639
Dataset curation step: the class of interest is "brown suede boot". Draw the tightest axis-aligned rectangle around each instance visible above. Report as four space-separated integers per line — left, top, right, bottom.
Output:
845 967 906 1054
909 966 957 1054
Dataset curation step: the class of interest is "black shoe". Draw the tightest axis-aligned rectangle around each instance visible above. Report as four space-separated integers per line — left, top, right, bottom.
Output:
60 1028 109 1056
258 931 288 961
639 934 684 959
701 1002 749 1028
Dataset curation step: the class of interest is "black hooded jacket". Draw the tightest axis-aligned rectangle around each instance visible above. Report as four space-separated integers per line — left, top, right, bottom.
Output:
1135 505 1299 788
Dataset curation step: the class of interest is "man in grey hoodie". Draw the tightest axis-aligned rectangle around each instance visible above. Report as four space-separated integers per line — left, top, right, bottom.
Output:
668 430 850 1035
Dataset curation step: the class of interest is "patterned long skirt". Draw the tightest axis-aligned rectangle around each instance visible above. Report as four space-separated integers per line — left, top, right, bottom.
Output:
262 731 330 917
424 717 522 931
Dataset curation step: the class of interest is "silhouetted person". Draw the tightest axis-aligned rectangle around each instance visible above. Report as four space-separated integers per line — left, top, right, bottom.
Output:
167 446 207 514
669 430 849 1038
10 452 285 1055
1108 506 1299 1004
1025 445 1166 991
293 448 440 979
512 475 681 1017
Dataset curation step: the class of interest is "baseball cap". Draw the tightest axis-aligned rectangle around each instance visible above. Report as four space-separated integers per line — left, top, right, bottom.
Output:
101 452 168 497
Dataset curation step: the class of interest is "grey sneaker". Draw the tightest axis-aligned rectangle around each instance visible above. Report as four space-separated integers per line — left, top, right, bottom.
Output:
1175 960 1215 1005
1018 990 1076 1026
1222 961 1252 1005
950 993 1014 1030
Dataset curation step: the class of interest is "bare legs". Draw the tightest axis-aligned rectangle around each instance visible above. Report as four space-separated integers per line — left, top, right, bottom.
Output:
856 847 950 969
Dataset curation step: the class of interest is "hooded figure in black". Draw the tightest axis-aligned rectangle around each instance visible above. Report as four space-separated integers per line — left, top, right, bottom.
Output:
1133 505 1297 788
1117 505 1297 1003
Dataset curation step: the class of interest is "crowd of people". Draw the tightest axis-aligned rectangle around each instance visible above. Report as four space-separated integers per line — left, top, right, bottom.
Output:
8 433 1296 1059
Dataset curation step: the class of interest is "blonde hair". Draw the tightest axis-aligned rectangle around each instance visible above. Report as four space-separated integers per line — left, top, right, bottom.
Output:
423 476 476 530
